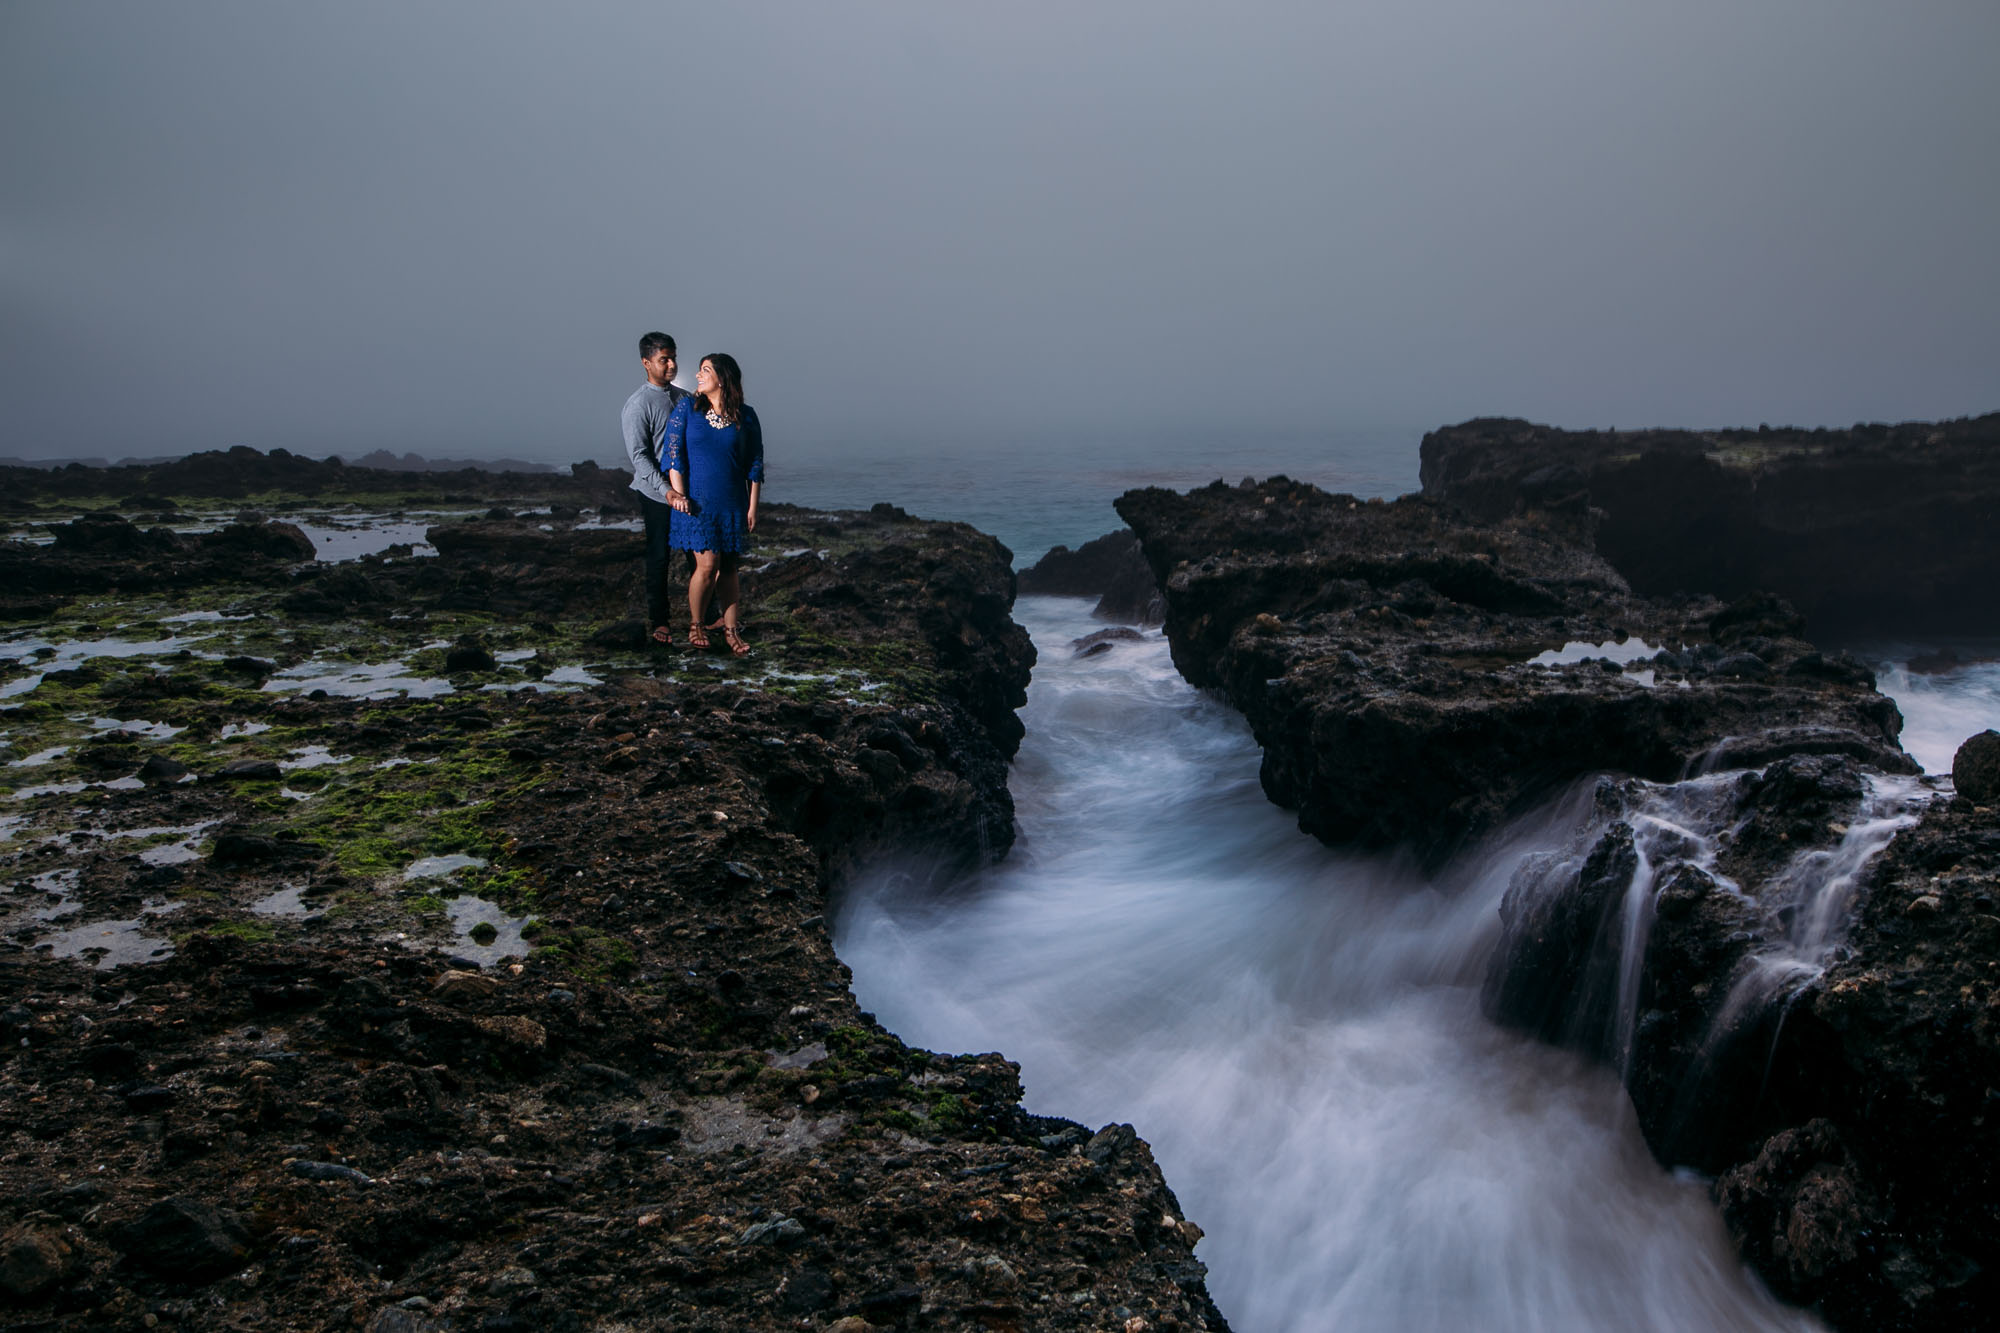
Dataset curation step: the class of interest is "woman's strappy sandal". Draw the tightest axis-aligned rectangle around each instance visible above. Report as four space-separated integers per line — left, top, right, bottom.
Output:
686 621 711 649
722 626 750 657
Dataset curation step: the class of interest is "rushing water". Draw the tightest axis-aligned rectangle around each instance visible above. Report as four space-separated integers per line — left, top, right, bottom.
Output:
836 596 1836 1333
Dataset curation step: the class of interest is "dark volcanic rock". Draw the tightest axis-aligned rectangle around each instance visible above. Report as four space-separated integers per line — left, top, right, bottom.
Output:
444 639 497 673
1018 528 1165 625
1072 627 1146 657
113 1196 252 1279
50 512 184 556
1122 470 1999 1331
1951 730 2000 802
1116 478 1912 866
214 758 282 782
1708 795 2000 1330
0 1220 75 1297
136 754 190 783
199 520 316 561
1419 414 2000 636
0 463 1219 1333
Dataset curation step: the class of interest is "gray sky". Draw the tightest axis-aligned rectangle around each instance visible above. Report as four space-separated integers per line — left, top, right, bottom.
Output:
3 1 1996 462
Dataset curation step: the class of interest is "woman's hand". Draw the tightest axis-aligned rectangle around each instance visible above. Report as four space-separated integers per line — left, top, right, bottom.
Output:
669 491 691 514
745 503 758 533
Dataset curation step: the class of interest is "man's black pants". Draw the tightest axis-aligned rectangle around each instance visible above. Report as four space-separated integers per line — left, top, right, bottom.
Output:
640 493 675 628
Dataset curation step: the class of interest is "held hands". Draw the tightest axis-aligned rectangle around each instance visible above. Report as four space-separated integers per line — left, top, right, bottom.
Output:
668 492 692 515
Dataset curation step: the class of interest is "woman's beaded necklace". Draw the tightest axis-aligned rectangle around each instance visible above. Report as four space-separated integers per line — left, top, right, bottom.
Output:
704 407 730 429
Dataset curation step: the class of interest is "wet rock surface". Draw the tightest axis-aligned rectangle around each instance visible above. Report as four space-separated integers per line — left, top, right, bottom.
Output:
1713 793 2000 1330
0 461 1226 1331
1120 472 2000 1331
1116 477 1912 867
1418 413 2000 637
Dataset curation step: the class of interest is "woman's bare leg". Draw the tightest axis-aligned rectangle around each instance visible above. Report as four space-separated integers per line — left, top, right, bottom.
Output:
717 555 750 654
687 550 720 641
716 555 742 631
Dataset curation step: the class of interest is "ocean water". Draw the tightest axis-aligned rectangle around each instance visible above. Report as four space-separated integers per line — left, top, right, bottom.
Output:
813 437 2000 1333
835 599 1829 1332
776 427 1420 567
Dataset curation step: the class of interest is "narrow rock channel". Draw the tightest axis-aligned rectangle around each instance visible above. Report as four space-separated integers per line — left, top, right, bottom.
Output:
837 596 1821 1332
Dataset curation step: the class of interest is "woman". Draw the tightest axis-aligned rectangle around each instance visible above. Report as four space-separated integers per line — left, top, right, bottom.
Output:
662 353 763 654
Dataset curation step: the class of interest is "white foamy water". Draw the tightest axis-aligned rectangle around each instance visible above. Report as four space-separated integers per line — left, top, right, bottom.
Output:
836 596 1818 1333
1871 652 2000 777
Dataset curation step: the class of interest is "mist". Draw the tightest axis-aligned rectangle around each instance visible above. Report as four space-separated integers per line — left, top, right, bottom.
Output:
3 0 1996 464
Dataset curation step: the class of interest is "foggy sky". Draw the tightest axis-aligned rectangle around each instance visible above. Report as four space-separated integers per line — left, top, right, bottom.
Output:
3 1 1996 464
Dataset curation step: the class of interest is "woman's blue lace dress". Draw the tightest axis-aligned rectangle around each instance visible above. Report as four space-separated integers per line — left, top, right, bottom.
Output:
663 400 764 554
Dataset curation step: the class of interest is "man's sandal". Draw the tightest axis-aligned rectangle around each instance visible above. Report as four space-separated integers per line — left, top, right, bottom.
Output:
722 626 750 657
686 622 711 649
650 625 673 645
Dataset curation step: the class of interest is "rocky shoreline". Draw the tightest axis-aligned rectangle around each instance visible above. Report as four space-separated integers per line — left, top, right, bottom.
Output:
0 453 1227 1331
1110 466 1999 1332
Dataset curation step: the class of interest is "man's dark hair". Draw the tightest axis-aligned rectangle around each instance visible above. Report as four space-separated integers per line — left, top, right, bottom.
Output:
639 331 677 359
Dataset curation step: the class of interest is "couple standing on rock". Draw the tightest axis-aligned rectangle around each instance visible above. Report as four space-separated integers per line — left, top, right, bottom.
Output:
621 331 766 655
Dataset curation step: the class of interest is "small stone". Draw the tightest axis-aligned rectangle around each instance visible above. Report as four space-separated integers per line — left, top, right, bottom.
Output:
216 758 283 782
474 1015 547 1051
777 1265 837 1314
289 1159 373 1185
121 1084 178 1112
825 1319 877 1333
1907 894 1943 916
577 1062 639 1093
738 1215 805 1246
0 1221 73 1297
467 922 499 946
971 1253 1018 1290
137 755 190 783
112 1196 252 1279
219 655 276 677
430 970 501 1002
210 829 282 863
443 644 496 673
488 1265 537 1294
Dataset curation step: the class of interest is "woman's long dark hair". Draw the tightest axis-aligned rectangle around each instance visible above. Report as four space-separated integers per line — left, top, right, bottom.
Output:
699 354 744 424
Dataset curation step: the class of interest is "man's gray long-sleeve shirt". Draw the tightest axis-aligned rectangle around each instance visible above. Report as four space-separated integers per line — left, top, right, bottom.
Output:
621 381 688 504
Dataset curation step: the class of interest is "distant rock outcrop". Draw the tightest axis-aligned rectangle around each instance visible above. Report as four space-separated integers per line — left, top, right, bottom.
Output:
1418 414 2000 637
1016 529 1164 625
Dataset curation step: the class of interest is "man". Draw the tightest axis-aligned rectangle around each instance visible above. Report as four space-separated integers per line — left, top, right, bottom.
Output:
622 331 692 643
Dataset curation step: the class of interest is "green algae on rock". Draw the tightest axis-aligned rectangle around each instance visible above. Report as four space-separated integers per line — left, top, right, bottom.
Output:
0 461 1227 1332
